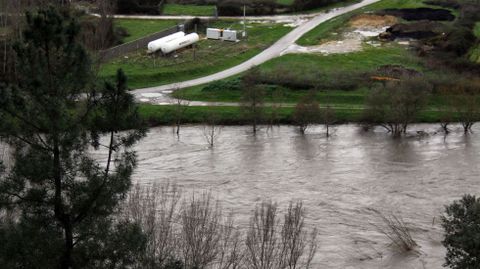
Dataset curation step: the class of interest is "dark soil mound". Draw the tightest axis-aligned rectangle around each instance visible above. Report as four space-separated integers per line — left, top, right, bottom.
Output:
384 21 447 39
376 65 422 79
378 8 455 21
423 0 461 9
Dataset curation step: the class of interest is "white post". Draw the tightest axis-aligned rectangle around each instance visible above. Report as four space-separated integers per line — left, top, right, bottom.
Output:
243 5 247 38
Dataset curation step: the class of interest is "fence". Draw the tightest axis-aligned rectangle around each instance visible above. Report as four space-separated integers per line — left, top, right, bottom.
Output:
98 23 186 62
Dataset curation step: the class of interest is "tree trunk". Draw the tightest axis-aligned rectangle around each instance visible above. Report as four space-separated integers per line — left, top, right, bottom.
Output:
53 139 73 269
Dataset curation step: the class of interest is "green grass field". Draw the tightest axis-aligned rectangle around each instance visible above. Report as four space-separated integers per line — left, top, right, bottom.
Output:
100 21 291 89
138 104 462 126
276 0 295 6
162 4 216 16
114 19 179 43
173 45 424 104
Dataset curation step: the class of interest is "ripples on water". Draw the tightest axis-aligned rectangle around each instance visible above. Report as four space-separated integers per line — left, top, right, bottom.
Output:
92 124 480 268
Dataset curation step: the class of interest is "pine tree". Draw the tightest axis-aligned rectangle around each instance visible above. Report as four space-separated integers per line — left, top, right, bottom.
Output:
442 195 480 269
0 7 146 268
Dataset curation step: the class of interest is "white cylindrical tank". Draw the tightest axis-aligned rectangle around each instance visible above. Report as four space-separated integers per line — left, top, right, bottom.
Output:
160 33 199 54
147 31 185 53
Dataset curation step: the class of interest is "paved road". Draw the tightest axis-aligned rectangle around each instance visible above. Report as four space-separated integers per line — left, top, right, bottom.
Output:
132 0 380 101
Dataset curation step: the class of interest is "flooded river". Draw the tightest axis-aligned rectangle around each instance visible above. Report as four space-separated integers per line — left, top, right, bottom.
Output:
107 124 480 268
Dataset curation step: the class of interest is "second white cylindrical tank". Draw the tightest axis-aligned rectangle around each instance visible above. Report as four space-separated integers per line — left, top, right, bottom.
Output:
160 33 199 54
147 31 185 53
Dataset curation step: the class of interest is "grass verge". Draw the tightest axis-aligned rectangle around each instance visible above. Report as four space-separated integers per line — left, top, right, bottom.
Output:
114 19 179 43
138 104 461 126
162 4 216 16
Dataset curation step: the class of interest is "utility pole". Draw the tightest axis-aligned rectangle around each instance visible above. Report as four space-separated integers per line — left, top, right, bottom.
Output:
193 23 197 61
243 5 247 38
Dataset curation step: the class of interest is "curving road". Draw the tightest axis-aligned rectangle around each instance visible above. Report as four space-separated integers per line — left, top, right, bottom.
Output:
132 0 380 101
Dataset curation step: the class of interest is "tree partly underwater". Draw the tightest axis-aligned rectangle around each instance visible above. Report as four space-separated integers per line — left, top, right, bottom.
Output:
0 6 146 269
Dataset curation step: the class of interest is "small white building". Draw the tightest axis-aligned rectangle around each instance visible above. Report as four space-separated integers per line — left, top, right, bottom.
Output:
206 28 238 42
222 30 237 42
207 28 222 40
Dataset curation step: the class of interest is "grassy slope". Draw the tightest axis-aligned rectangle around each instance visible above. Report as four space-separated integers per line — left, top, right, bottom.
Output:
100 21 291 89
162 4 216 16
115 19 179 43
174 45 424 105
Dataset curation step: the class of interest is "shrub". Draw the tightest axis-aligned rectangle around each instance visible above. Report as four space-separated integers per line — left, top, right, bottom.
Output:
217 0 279 16
116 0 162 15
442 195 480 269
374 211 417 253
201 78 242 92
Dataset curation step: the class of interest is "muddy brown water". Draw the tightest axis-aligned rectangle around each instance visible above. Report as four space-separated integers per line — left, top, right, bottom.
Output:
92 123 480 268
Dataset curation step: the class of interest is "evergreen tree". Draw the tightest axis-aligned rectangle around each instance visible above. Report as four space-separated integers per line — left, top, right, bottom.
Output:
0 7 146 268
442 195 480 269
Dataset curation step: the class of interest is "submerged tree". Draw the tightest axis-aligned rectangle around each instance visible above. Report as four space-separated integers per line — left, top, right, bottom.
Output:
450 85 480 134
364 78 430 137
202 110 222 148
241 68 265 134
320 105 335 137
293 92 320 134
171 89 190 137
0 7 146 268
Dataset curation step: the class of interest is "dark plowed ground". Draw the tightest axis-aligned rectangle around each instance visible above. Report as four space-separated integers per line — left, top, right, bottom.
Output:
378 8 455 21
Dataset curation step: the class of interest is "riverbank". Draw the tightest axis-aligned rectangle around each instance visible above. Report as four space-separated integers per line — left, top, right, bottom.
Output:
138 104 472 126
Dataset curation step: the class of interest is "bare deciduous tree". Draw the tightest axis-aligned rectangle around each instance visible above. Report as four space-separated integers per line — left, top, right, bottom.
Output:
124 184 319 269
170 89 190 136
245 201 280 269
267 89 284 130
180 192 222 269
203 110 222 148
320 104 335 137
279 202 317 269
365 78 430 137
293 92 320 134
242 68 265 134
123 183 181 268
450 85 480 134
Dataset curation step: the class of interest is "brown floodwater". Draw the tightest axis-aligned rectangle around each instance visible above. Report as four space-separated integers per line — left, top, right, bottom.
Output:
91 123 480 268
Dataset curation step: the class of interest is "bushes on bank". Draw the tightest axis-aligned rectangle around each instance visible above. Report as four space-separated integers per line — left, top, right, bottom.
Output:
202 78 243 92
233 66 366 91
116 0 164 15
442 195 480 269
